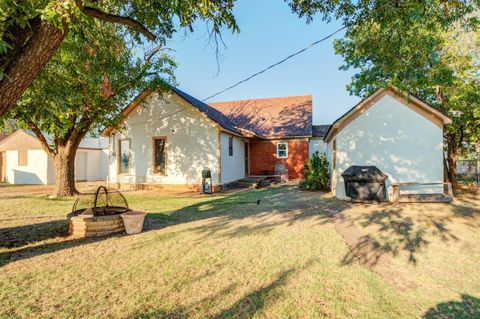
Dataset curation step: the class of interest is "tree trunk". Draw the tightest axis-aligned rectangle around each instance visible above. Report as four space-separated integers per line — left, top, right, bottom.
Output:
446 139 458 193
52 147 78 196
0 20 68 117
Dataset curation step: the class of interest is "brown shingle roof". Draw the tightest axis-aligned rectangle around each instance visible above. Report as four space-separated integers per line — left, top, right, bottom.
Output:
209 95 312 138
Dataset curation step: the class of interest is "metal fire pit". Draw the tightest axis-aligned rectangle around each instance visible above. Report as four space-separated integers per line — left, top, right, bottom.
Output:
68 186 132 237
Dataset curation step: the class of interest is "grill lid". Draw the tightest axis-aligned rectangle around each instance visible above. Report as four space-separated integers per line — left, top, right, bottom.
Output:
341 165 388 182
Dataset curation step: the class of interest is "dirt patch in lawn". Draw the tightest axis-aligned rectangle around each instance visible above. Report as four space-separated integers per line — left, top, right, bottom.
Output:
325 204 418 290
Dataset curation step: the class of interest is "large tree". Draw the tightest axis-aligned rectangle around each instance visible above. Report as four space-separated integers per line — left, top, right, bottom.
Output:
333 9 479 190
289 0 480 190
0 0 239 116
6 20 174 196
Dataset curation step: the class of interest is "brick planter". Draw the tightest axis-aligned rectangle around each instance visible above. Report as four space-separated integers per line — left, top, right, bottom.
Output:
67 213 125 238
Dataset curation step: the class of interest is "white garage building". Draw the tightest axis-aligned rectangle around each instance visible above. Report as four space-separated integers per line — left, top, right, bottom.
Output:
323 88 452 201
0 129 108 185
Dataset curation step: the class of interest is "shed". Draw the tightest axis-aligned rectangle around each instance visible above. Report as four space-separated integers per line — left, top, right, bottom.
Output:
0 129 108 184
324 88 451 201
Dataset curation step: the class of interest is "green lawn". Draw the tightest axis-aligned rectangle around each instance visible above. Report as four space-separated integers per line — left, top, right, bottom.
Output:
0 185 479 318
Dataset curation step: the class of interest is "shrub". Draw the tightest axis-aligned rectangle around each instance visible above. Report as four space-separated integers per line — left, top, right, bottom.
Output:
299 151 330 191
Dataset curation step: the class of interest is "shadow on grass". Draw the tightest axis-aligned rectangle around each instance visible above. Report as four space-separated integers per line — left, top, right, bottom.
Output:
341 192 480 266
0 219 68 248
423 294 480 319
130 259 316 319
341 206 461 265
0 186 332 267
0 235 123 267
144 186 333 240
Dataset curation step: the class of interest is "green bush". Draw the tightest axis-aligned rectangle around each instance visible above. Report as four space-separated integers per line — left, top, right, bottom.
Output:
299 151 330 191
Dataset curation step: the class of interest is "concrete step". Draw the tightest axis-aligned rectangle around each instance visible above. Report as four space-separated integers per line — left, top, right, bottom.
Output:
232 176 280 189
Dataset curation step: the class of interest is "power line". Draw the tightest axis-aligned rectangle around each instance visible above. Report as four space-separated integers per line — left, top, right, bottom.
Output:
202 26 347 102
202 0 397 102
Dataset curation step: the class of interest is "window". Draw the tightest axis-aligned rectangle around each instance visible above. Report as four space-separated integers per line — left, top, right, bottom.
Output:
228 137 233 156
153 137 166 174
118 139 131 174
18 150 28 166
276 142 288 158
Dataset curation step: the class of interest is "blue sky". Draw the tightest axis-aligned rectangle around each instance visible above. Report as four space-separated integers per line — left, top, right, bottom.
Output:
167 0 361 125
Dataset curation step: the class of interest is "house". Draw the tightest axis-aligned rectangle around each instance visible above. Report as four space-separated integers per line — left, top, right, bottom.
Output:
309 125 330 157
103 86 451 200
0 129 108 184
323 88 451 201
102 88 313 191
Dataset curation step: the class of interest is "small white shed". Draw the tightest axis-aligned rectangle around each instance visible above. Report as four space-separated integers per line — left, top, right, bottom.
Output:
324 88 452 201
0 129 108 185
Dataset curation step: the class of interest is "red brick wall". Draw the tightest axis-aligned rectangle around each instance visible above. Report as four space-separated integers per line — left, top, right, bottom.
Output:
249 139 308 180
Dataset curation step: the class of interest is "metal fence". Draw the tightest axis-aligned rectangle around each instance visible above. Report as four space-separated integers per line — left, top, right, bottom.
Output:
457 160 480 185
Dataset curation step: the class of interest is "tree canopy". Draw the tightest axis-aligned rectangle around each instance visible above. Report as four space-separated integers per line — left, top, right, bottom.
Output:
0 0 239 116
327 1 480 187
5 19 175 195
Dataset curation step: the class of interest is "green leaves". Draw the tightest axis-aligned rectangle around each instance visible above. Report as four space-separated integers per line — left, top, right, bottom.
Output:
299 151 330 191
326 0 480 161
7 19 175 152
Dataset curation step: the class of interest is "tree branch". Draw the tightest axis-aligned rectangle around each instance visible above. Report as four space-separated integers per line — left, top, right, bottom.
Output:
75 1 156 41
25 118 56 157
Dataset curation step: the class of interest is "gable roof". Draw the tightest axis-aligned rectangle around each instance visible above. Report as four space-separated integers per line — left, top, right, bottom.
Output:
209 95 312 138
172 88 240 135
312 125 331 138
324 87 452 142
0 129 108 151
0 134 8 143
102 87 241 136
22 130 108 149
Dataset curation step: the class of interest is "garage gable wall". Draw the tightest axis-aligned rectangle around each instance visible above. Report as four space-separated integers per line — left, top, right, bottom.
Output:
0 130 41 151
332 94 444 199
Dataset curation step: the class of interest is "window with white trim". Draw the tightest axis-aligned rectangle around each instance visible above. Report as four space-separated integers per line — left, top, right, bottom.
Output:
276 142 288 158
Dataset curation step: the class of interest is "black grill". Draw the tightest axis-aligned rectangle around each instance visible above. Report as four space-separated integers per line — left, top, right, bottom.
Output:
342 166 388 202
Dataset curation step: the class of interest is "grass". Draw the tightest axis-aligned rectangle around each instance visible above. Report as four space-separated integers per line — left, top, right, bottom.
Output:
0 184 479 318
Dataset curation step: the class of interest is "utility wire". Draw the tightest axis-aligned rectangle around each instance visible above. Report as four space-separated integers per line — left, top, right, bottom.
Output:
202 0 397 102
202 26 347 102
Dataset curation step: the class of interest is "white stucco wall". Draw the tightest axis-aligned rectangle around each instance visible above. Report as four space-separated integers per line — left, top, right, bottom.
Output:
330 94 444 199
78 149 108 181
309 138 327 157
108 92 221 186
5 150 49 184
220 133 245 183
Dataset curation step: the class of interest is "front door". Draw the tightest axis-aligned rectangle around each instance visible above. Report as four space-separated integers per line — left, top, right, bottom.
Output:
0 152 5 182
244 142 249 176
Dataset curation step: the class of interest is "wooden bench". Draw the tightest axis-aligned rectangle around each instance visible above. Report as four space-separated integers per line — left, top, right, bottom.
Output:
391 182 453 204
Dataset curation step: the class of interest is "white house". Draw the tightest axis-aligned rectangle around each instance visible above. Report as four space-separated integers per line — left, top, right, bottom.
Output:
103 88 248 191
103 86 451 200
323 88 452 201
0 129 108 184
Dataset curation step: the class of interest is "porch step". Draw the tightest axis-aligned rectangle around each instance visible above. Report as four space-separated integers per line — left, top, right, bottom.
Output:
232 176 280 189
399 193 453 203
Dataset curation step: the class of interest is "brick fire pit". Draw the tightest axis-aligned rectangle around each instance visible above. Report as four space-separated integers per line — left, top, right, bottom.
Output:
68 186 131 238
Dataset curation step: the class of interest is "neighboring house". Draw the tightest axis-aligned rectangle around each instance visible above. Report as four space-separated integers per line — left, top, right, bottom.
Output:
0 129 108 184
323 88 452 200
102 88 313 191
